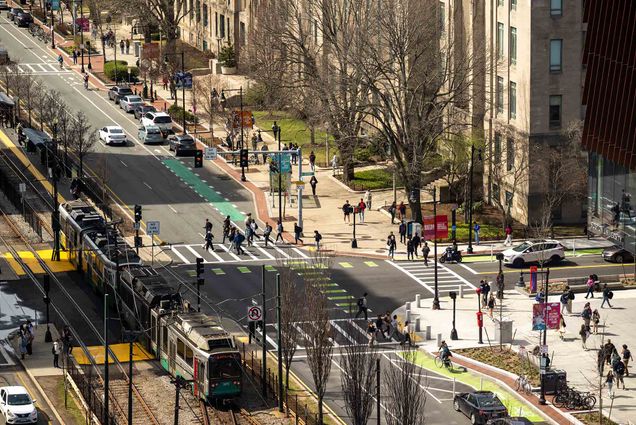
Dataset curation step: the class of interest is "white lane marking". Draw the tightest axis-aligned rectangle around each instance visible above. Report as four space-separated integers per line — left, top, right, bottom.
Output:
291 247 310 259
206 247 225 263
385 260 434 294
119 160 128 167
169 205 178 214
254 244 276 260
270 244 291 259
143 182 152 190
383 354 443 404
457 262 479 275
185 245 203 261
329 321 357 345
439 263 477 288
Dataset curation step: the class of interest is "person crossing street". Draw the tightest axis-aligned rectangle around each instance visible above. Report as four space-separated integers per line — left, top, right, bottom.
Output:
203 231 214 251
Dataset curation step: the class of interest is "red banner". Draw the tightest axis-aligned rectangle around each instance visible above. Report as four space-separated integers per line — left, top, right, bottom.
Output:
232 110 253 129
423 215 449 240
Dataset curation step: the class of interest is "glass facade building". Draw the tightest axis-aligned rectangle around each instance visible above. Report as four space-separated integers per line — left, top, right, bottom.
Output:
587 153 635 254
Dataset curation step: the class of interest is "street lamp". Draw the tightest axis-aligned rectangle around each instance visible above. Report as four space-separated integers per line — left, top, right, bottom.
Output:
272 121 282 222
76 0 85 73
539 268 551 405
221 87 246 181
50 2 55 49
351 205 358 248
43 275 52 342
476 288 483 344
467 145 482 254
496 253 505 299
449 291 458 340
164 52 187 133
51 118 61 261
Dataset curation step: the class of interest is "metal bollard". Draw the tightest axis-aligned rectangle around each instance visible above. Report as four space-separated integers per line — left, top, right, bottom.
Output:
480 377 483 390
405 310 411 323
437 333 442 347
425 325 431 340
459 285 464 298
405 301 411 312
415 294 421 308
415 317 421 332
453 378 456 397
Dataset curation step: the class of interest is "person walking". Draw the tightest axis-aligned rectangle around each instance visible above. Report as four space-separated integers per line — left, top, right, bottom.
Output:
585 274 596 298
342 200 352 223
263 223 273 246
581 302 592 331
592 309 600 334
261 144 269 164
72 49 78 64
331 154 338 176
387 232 396 259
558 314 567 340
389 201 397 224
357 198 366 223
119 39 125 54
389 315 399 340
366 321 377 346
364 190 372 211
504 224 513 246
53 339 62 368
579 324 589 350
398 221 407 244
473 221 481 245
422 242 430 266
313 230 322 250
204 218 213 234
605 370 615 398
487 294 496 318
400 321 412 347
275 221 284 243
294 223 303 244
309 151 316 171
203 231 214 251
412 232 421 258
480 280 491 307
222 216 231 243
309 175 318 196
406 237 415 261
355 293 368 320
601 283 613 308
604 340 616 365
622 345 633 376
398 201 406 221
234 232 245 255
614 358 626 389
566 286 574 314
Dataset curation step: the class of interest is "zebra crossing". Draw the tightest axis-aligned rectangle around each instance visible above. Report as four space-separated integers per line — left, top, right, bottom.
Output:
13 63 72 75
167 241 309 264
387 260 476 295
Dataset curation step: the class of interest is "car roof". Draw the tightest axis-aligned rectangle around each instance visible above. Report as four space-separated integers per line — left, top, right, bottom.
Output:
0 386 28 395
144 125 160 130
125 95 142 99
104 125 123 130
151 112 170 117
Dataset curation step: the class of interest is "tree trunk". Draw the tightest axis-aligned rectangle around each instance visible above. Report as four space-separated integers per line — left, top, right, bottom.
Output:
310 126 315 146
410 195 423 224
342 161 354 183
318 395 323 425
285 366 290 391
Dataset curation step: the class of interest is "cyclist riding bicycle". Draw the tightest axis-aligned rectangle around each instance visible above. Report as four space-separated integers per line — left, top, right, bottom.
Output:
440 340 453 366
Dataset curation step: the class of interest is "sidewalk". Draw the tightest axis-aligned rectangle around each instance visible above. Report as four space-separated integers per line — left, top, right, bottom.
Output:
398 288 636 425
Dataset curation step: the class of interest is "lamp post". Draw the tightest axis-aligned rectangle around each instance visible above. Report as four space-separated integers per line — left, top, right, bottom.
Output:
449 291 458 340
432 187 440 309
50 2 55 49
51 118 61 261
539 267 550 405
351 205 358 248
272 121 282 222
124 330 142 425
221 87 246 181
164 52 186 133
476 288 483 344
43 274 52 342
496 253 505 299
467 145 482 254
77 0 85 73
127 66 132 86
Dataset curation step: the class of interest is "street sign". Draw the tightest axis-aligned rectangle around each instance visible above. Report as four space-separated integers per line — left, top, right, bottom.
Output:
146 221 160 235
539 344 548 355
247 305 263 322
204 147 217 160
18 183 26 193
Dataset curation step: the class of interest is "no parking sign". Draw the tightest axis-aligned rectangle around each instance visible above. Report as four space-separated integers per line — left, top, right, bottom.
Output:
247 305 263 322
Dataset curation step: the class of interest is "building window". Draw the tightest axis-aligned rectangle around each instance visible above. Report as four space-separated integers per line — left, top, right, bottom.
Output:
549 95 562 128
494 132 502 164
493 184 501 204
506 138 514 171
195 0 200 23
497 22 504 59
203 4 208 27
497 0 503 6
550 39 562 72
505 191 513 210
496 76 504 114
511 0 517 10
215 12 218 37
240 22 246 46
509 81 516 119
219 14 225 38
550 0 563 16
227 17 231 41
189 0 194 20
439 2 445 33
203 40 208 51
509 27 517 65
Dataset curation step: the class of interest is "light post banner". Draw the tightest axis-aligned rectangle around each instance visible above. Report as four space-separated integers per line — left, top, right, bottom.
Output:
423 215 449 240
532 302 561 331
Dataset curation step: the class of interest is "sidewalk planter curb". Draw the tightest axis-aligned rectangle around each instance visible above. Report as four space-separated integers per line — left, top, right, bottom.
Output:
220 66 237 75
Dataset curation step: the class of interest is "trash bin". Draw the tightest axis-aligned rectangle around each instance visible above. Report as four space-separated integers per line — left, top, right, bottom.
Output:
543 369 566 394
134 41 142 57
494 320 513 344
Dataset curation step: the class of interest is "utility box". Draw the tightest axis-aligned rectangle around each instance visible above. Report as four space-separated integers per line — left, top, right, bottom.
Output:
407 221 422 238
494 320 513 344
543 369 567 394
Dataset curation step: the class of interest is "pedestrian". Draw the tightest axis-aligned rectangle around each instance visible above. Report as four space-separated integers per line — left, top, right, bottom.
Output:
389 315 399 340
309 175 318 196
412 232 421 258
622 345 633 376
604 339 616 365
614 359 626 389
119 39 125 54
204 218 213 233
605 370 615 398
19 332 28 359
398 220 406 244
579 324 589 350
480 280 491 307
566 286 574 314
309 151 316 171
592 309 600 334
496 271 505 299
367 321 377 346
601 283 613 308
487 294 496 318
294 223 303 244
263 223 273 246
355 293 368 320
581 302 592 332
387 232 396 259
222 216 230 243
234 232 245 255
125 38 130 54
331 154 338 176
400 321 412 347
275 220 284 243
342 200 352 223
558 314 567 340
560 289 570 314
53 338 62 368
376 314 387 339
364 190 372 211
422 242 430 266
357 198 366 223
504 224 513 246
203 231 214 251
398 201 406 221
250 220 260 241
313 230 322 250
162 75 168 90
406 237 415 261
228 227 237 251
389 201 397 224
598 345 606 375
473 221 480 245
72 49 78 64
585 274 596 298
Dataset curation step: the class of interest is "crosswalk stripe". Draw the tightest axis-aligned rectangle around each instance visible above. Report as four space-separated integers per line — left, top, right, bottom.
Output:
255 245 276 260
217 243 242 261
243 246 259 260
185 245 203 262
339 262 353 268
291 247 309 259
171 247 191 264
330 321 357 344
386 260 434 294
270 244 291 259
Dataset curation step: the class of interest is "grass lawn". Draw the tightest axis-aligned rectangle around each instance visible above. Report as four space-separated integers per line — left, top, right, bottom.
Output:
56 378 85 425
336 168 399 190
449 222 503 243
252 111 335 165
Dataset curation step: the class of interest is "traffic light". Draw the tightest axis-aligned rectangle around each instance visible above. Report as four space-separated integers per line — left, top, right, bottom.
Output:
239 149 249 167
194 149 203 168
196 257 204 277
197 278 204 286
134 204 142 223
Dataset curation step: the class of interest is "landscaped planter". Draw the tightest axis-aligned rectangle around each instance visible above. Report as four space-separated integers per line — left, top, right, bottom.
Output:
221 66 237 75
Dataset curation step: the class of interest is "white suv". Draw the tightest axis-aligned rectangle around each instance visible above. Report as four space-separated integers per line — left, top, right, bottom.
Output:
141 112 173 133
501 240 565 267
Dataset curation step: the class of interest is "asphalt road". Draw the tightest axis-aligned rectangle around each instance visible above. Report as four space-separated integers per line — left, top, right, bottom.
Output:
0 366 55 425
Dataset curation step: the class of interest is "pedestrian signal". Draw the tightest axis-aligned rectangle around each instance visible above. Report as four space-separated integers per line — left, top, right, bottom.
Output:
194 149 203 168
239 149 249 167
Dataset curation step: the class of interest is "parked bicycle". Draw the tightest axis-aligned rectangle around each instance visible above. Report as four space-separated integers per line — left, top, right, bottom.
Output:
553 382 596 410
515 374 533 395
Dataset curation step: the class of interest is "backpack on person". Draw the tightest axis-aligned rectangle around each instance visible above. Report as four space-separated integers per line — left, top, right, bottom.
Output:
615 361 625 375
608 291 614 299
316 233 322 241
560 293 569 304
357 298 364 307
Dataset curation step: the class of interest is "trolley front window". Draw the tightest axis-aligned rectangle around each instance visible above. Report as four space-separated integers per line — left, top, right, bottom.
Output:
209 355 241 380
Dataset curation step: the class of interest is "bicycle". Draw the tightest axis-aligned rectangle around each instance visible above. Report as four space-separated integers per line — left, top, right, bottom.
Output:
514 374 532 394
434 354 453 370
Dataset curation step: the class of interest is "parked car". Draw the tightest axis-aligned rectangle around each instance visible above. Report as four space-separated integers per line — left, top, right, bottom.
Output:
0 1 10 11
138 125 164 144
119 95 144 113
141 111 173 134
133 104 156 120
0 47 9 65
0 386 38 424
7 7 22 20
99 126 127 146
602 246 634 263
454 391 508 425
108 86 133 104
15 12 33 27
168 133 195 155
501 239 566 267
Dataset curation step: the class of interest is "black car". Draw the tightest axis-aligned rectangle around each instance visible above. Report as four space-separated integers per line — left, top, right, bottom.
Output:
7 7 22 20
486 418 533 425
168 133 196 155
108 86 134 104
0 1 10 11
602 246 634 263
15 12 33 27
454 391 508 424
133 104 157 120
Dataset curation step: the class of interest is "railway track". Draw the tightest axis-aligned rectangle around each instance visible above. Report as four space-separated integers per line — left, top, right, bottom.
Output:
203 401 263 425
0 202 159 425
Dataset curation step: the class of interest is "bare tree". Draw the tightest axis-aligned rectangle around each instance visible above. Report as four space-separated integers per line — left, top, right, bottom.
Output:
383 348 427 425
54 100 73 176
300 251 334 424
69 111 96 178
191 73 226 142
339 321 378 425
